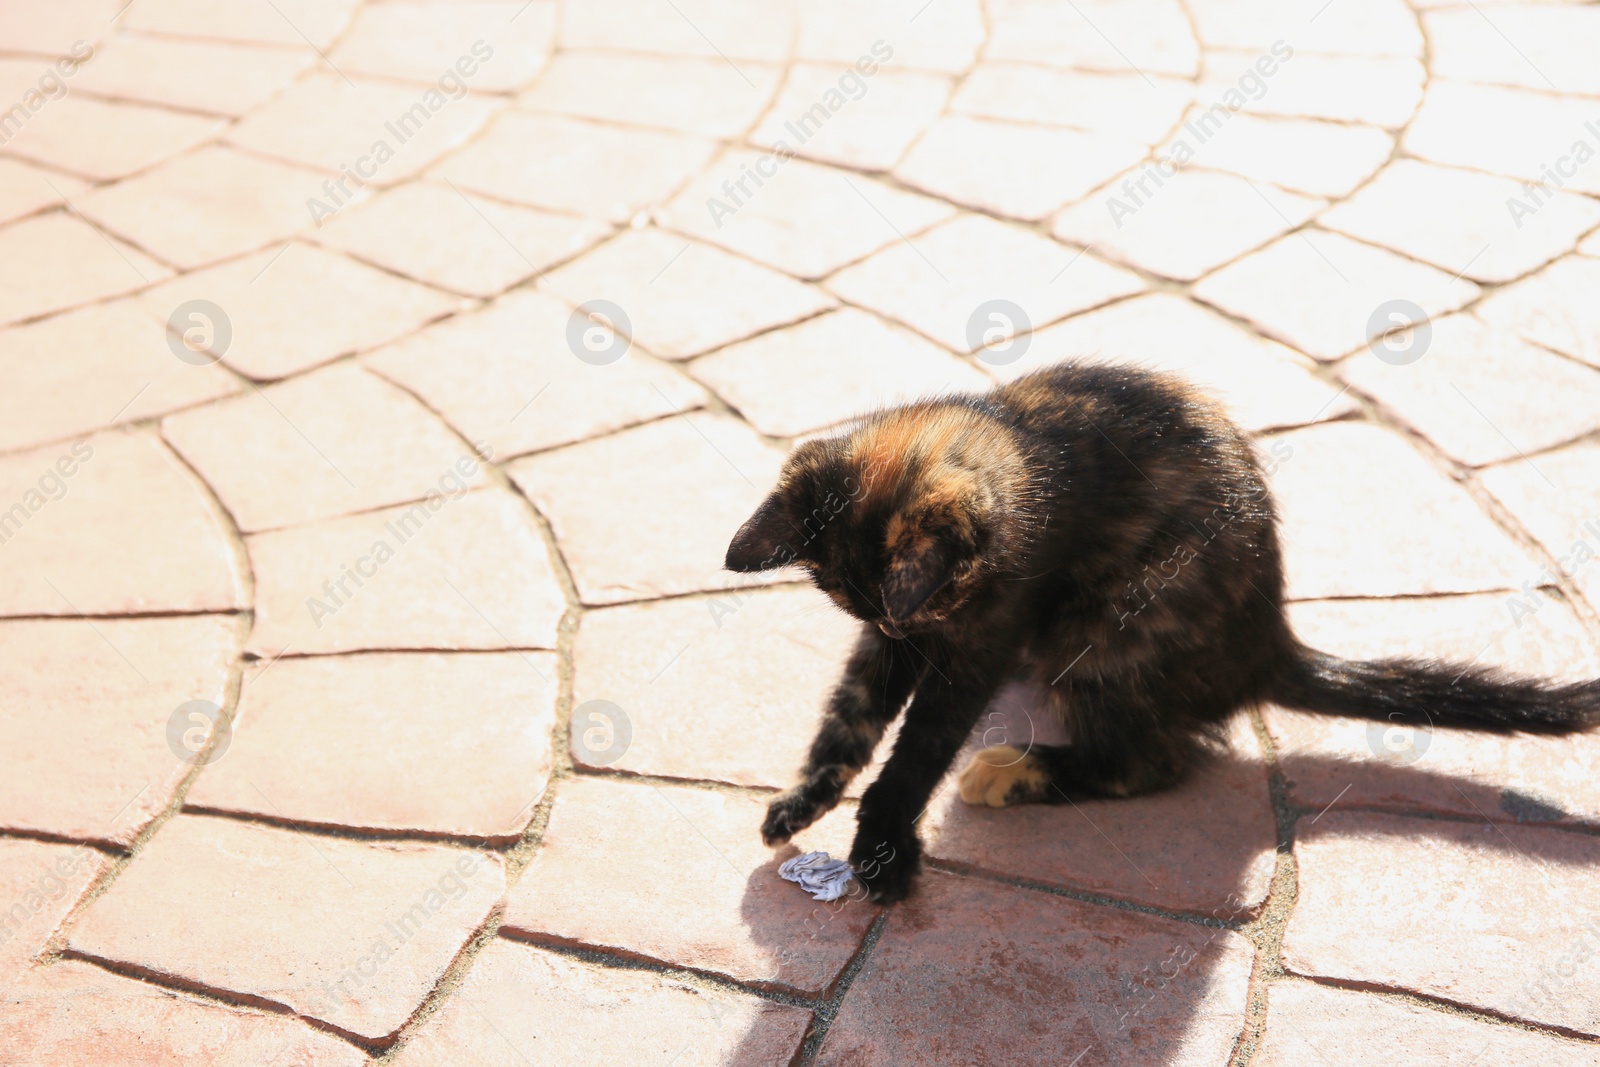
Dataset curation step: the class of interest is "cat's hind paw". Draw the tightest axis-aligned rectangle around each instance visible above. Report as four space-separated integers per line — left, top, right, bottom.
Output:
958 745 1049 807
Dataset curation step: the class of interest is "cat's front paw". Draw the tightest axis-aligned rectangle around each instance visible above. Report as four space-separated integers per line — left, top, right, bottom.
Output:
850 825 921 904
761 785 830 846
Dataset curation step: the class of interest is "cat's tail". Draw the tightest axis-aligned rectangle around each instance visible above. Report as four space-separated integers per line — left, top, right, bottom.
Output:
1268 641 1600 735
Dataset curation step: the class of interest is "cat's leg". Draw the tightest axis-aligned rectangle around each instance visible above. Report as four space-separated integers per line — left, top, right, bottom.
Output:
761 626 920 845
958 679 1202 807
850 653 1008 902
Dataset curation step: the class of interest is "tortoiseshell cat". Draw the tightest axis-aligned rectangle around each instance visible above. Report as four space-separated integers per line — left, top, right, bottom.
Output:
726 362 1600 903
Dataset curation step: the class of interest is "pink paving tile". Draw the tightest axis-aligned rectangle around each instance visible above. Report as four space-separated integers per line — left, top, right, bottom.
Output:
541 228 835 360
68 815 505 1044
0 1 121 54
122 0 361 49
747 65 951 172
796 0 984 74
953 64 1192 144
1187 0 1421 57
1 95 222 181
519 51 782 139
313 181 610 298
0 212 171 328
72 37 316 118
1477 255 1600 370
1284 810 1600 1037
246 488 566 657
0 840 111 974
0 615 238 847
501 777 877 996
0 431 243 617
1254 980 1600 1066
139 242 464 381
228 73 503 187
1266 593 1600 827
570 586 860 786
816 869 1253 1066
1425 4 1600 96
330 1 557 93
1158 112 1393 199
387 939 811 1067
365 288 707 459
1197 50 1423 127
986 0 1199 76
0 299 239 453
505 411 788 604
924 715 1278 916
77 147 324 270
186 650 558 842
0 158 87 226
432 111 718 223
0 960 367 1067
1406 81 1600 198
162 363 489 533
558 0 792 61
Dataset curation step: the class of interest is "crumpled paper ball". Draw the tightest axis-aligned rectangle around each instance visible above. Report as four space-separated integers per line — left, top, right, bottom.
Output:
777 850 855 902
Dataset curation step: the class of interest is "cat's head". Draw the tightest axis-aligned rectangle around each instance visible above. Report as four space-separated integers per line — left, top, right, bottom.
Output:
725 402 1031 637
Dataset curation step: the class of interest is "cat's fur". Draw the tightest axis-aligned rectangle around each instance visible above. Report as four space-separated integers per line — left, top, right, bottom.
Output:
726 362 1600 903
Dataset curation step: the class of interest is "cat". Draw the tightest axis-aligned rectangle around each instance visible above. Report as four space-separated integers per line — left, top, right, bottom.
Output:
725 361 1600 903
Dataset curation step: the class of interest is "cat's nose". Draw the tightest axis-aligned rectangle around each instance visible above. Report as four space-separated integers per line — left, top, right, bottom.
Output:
877 619 905 639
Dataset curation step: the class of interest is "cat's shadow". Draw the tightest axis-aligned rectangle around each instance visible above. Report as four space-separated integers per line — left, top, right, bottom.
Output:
725 708 1600 1066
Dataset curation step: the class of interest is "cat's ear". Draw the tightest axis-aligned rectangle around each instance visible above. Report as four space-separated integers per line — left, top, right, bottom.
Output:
881 528 964 621
726 491 796 572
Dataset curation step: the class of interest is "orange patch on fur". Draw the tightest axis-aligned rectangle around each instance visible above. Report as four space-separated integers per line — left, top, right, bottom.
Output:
957 746 1049 807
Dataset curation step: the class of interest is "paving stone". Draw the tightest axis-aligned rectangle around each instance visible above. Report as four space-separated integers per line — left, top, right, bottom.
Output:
952 65 1193 144
0 432 242 616
501 777 875 996
1254 980 1600 1067
1478 255 1600 369
690 308 992 437
72 37 315 117
0 0 121 53
1405 80 1600 197
1426 5 1600 96
1198 50 1424 127
1267 421 1536 599
747 64 951 171
246 488 565 657
1582 229 1600 256
1284 810 1600 1036
1157 112 1394 198
229 73 503 187
68 815 505 1043
432 111 718 223
329 0 557 92
122 0 359 48
0 158 86 226
1341 314 1600 467
1266 593 1600 826
77 147 321 270
1187 0 1422 57
187 651 557 841
542 228 834 359
657 149 956 280
559 0 792 61
897 115 1147 222
828 213 1146 353
1480 438 1600 614
570 586 859 785
0 96 223 181
924 715 1276 916
796 0 983 73
0 300 239 453
0 615 237 846
506 412 787 604
388 938 811 1067
816 869 1254 1065
0 959 367 1067
139 242 464 381
988 293 1356 433
163 363 488 533
0 212 170 327
1054 167 1324 282
520 52 781 139
1323 159 1600 283
313 181 611 298
1194 229 1480 361
368 288 706 458
986 0 1200 77
0 840 110 973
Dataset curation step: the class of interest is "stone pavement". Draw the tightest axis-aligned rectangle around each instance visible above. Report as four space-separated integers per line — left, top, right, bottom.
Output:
3 0 1600 1063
